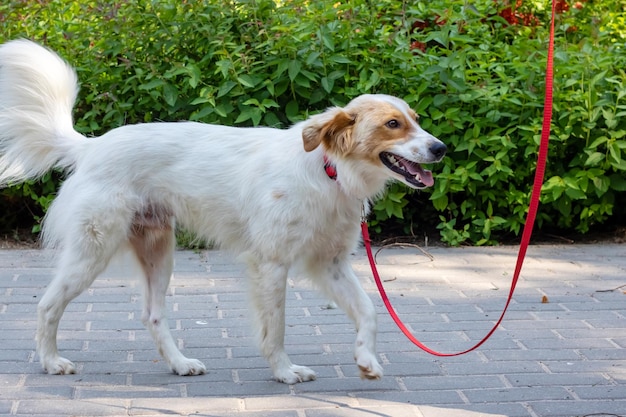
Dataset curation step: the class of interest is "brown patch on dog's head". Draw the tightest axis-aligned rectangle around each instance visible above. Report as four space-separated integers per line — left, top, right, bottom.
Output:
302 109 356 154
342 99 418 164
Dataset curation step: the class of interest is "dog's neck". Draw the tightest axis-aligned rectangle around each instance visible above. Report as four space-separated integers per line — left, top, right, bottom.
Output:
321 153 387 202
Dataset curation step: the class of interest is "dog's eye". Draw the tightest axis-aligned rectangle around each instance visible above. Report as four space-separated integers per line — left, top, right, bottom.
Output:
386 119 400 129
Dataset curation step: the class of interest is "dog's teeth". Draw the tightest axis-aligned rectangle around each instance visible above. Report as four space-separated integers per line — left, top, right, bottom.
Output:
385 154 410 173
387 155 407 172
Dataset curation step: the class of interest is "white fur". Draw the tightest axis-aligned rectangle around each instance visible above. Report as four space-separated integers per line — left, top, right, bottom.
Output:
0 40 446 383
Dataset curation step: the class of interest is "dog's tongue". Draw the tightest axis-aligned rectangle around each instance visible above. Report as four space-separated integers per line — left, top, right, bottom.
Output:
417 169 434 187
400 158 434 187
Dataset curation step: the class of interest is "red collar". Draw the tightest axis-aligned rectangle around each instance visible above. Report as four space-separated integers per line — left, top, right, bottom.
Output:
323 154 337 181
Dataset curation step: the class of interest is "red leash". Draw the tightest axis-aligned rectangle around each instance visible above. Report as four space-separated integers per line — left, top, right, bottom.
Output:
363 1 556 356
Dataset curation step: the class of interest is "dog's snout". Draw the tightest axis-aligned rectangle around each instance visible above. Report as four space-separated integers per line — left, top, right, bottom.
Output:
430 141 447 160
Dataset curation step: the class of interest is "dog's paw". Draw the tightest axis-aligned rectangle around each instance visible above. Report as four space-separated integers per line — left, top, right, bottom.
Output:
42 356 76 375
356 352 383 380
274 364 317 384
171 358 207 376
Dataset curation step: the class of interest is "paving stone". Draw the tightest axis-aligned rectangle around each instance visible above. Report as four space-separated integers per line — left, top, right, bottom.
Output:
403 375 506 391
129 397 242 415
528 399 626 417
16 398 127 415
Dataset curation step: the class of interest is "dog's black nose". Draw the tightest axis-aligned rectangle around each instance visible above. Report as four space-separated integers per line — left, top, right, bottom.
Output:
430 142 447 160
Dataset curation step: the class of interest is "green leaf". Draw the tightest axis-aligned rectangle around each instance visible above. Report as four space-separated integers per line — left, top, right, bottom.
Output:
588 136 608 149
263 111 281 128
217 81 238 98
294 74 311 88
139 79 165 90
592 176 611 195
585 152 605 166
320 30 335 51
190 96 212 105
321 76 334 93
214 103 232 118
187 63 201 88
306 51 321 66
433 94 448 107
190 106 215 121
431 195 448 212
285 100 299 122
288 60 301 82
261 99 279 109
329 55 351 64
235 107 262 125
238 74 259 88
609 141 622 164
602 109 617 128
163 84 178 107
610 158 626 170
242 98 261 107
565 188 587 200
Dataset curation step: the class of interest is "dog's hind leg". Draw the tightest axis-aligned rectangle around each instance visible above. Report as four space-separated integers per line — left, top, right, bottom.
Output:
130 225 206 376
37 220 125 374
312 256 384 381
246 259 316 384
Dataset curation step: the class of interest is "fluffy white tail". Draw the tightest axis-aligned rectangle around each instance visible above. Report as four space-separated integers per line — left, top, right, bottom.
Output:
0 39 86 187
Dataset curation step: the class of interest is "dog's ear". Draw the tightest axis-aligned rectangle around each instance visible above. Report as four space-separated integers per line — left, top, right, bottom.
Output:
302 109 356 154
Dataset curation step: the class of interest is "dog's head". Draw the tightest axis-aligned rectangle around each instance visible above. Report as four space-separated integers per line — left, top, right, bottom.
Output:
302 94 446 191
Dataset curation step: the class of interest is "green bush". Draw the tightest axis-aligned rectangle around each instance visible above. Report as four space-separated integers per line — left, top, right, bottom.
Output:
0 0 624 244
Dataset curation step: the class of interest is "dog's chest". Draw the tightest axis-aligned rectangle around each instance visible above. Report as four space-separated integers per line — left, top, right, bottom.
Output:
273 192 362 256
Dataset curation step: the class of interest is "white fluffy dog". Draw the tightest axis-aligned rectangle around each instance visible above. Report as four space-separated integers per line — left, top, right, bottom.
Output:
0 39 446 384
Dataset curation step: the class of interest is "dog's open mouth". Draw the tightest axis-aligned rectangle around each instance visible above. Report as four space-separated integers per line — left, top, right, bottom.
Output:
379 152 434 188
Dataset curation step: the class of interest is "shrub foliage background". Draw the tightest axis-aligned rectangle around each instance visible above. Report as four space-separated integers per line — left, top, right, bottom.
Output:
0 0 624 245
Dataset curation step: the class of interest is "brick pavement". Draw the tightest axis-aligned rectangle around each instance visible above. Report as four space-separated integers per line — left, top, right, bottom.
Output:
0 244 624 417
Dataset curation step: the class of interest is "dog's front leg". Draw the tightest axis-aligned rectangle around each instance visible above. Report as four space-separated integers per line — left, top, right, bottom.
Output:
316 257 384 380
246 260 316 384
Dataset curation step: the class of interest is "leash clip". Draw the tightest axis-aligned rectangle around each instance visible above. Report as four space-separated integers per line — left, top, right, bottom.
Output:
360 201 367 224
